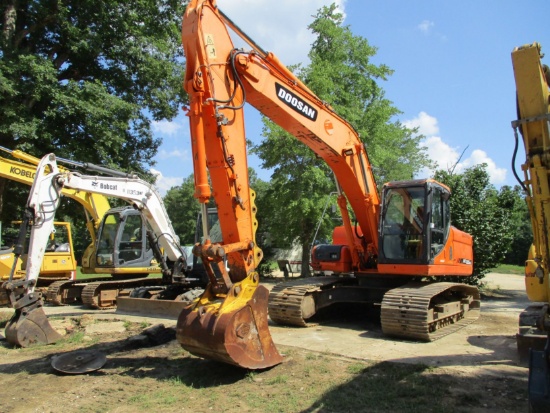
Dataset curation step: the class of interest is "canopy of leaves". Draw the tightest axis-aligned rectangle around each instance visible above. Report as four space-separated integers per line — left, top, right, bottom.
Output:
434 164 516 285
163 175 201 246
301 5 431 184
1 0 186 170
0 0 187 224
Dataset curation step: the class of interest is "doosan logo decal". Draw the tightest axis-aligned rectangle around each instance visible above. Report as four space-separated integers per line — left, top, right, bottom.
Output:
276 83 317 121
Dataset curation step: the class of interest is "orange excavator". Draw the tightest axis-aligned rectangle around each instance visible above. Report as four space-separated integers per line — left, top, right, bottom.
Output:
175 0 479 369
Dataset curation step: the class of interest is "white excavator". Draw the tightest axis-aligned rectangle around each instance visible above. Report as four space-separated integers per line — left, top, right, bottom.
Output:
2 153 205 347
0 145 167 306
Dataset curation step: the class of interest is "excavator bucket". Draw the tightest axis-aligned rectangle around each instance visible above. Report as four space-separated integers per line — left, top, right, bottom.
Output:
176 281 282 369
4 297 62 347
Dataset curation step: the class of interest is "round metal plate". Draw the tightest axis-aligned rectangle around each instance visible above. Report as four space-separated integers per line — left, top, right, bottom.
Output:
51 350 107 374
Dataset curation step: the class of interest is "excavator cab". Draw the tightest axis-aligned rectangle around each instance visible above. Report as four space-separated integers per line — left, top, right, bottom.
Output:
378 179 472 276
0 221 76 288
312 179 467 276
379 179 447 264
94 207 156 277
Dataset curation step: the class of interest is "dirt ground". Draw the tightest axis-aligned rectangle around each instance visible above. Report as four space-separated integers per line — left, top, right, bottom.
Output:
0 272 534 412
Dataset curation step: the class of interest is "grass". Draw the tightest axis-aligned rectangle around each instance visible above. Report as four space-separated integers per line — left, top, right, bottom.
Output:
490 264 524 275
0 312 10 329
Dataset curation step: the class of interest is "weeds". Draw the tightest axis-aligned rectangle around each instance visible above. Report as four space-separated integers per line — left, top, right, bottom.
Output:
63 331 86 344
347 362 367 374
245 371 257 382
266 374 288 385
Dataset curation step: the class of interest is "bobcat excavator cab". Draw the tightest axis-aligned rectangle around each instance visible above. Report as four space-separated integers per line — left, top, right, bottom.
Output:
2 153 202 347
176 0 478 369
511 42 550 412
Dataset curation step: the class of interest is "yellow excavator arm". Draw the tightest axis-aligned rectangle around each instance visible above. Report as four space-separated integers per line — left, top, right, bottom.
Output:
511 43 550 302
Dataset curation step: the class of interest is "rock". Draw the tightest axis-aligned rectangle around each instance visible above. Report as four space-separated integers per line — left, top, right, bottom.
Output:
142 324 176 345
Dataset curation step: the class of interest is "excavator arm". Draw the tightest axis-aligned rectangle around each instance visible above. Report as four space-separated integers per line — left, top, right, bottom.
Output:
2 155 66 346
181 1 380 273
511 43 550 301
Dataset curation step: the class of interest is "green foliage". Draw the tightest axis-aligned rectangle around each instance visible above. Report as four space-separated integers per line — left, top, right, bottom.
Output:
254 125 334 249
434 164 516 285
0 0 187 224
500 185 533 266
163 175 201 245
301 4 432 184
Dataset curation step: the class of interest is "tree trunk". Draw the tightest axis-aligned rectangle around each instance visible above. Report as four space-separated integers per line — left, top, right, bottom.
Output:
300 241 311 277
2 1 16 49
0 178 5 219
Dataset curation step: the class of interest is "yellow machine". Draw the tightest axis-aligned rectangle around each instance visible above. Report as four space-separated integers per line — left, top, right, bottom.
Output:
0 221 76 306
511 42 550 411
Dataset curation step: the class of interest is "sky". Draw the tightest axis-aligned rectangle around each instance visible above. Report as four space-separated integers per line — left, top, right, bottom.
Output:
150 0 550 195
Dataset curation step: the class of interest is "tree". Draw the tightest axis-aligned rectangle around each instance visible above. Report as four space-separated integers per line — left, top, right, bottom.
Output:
301 5 431 184
434 164 516 285
501 185 533 266
251 4 431 276
163 175 201 246
0 1 187 223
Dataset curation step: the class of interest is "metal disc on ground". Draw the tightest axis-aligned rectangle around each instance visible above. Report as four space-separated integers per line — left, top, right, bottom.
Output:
51 350 107 374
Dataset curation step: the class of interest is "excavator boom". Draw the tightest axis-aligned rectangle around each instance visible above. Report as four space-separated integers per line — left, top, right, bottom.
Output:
2 155 64 346
177 1 283 369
